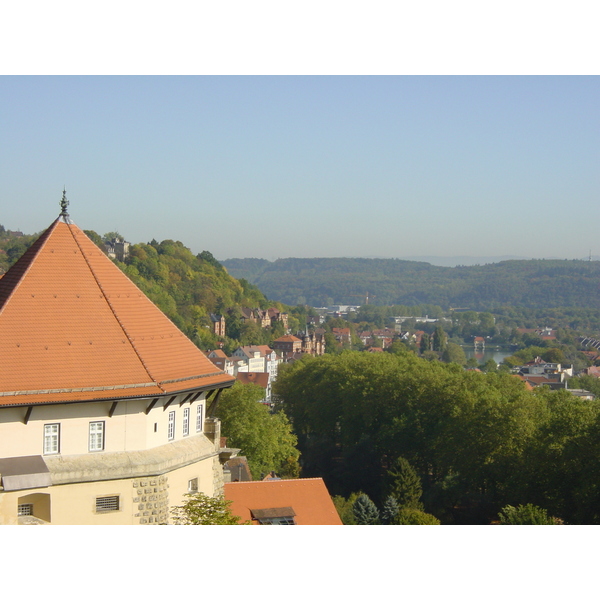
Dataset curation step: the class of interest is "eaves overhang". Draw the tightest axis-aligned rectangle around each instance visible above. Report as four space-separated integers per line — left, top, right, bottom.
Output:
0 376 235 409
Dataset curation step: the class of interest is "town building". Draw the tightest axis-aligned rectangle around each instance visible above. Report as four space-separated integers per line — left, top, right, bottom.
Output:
299 329 326 355
273 334 303 355
104 236 130 261
206 349 236 376
0 202 236 525
209 313 226 337
273 332 325 358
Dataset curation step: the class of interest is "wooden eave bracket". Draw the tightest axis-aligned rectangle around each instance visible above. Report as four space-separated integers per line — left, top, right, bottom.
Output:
108 401 118 418
179 393 193 406
207 388 223 417
24 406 33 424
163 396 176 411
145 398 159 415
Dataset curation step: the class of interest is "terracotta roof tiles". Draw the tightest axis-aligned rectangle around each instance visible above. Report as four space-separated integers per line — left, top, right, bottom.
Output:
224 478 342 525
0 217 234 406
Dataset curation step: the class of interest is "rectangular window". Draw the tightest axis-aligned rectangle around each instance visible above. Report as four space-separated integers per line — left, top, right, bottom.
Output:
95 496 119 512
18 504 34 517
89 421 105 452
168 411 175 441
188 478 198 493
43 423 60 455
196 404 204 433
183 407 190 436
261 517 296 525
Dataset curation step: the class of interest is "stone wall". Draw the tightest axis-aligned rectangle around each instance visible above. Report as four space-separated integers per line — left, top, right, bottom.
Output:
133 475 169 525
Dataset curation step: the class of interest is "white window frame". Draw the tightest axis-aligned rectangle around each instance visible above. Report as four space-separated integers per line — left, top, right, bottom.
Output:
43 423 60 455
183 407 190 437
188 477 198 493
196 404 203 433
168 411 175 441
89 421 105 452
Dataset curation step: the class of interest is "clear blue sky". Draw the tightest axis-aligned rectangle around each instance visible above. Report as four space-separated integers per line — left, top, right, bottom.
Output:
1 76 598 261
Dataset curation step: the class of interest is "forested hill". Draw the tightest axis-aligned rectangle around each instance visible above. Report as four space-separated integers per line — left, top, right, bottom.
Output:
220 257 600 310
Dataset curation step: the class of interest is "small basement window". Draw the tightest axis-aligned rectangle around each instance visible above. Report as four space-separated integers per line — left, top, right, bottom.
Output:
95 495 120 513
18 504 34 517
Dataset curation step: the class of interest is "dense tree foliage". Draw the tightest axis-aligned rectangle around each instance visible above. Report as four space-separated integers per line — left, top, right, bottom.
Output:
170 493 244 525
332 492 361 525
214 383 300 480
393 508 441 525
352 494 380 525
498 504 561 525
385 457 423 510
274 351 600 524
0 227 40 275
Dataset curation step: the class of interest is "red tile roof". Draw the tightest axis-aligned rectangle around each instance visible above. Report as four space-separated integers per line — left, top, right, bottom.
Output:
224 478 342 525
274 335 301 343
0 217 234 406
236 372 269 389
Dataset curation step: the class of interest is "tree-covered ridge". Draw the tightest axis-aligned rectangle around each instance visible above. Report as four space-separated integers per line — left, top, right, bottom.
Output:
0 225 40 275
221 256 600 310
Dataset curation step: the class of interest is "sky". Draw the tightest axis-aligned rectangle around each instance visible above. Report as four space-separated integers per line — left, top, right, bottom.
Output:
1 75 598 263
1 1 598 264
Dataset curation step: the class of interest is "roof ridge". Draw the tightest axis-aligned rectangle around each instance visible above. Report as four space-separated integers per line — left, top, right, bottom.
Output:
0 218 60 318
66 222 166 394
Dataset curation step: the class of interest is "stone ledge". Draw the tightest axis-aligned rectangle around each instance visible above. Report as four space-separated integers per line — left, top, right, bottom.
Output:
44 435 218 485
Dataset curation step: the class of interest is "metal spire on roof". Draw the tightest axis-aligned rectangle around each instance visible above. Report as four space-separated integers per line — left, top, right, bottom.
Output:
59 188 70 221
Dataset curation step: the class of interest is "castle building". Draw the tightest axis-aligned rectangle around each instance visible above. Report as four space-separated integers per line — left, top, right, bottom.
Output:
0 200 236 524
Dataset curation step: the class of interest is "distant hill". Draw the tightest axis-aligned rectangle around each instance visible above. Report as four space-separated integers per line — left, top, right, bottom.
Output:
220 256 600 310
395 255 530 267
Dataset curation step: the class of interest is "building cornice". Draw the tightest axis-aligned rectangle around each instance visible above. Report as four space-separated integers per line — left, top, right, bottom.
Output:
44 434 220 486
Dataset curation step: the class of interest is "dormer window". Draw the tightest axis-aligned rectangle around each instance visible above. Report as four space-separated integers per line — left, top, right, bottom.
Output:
251 507 296 525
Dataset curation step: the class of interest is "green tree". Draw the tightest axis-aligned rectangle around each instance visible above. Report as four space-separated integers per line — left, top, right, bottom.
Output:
215 382 300 480
441 342 467 365
498 504 562 525
541 347 565 363
83 229 104 249
381 495 400 524
102 231 122 243
392 508 441 525
482 358 498 372
332 492 361 525
386 457 423 510
170 493 244 524
352 493 380 525
432 326 447 352
420 333 431 354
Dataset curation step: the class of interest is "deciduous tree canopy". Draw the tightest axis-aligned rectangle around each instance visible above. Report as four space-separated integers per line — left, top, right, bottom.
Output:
274 351 600 524
214 382 300 480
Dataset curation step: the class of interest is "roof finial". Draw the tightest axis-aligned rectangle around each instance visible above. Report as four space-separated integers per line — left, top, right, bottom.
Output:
60 188 70 221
